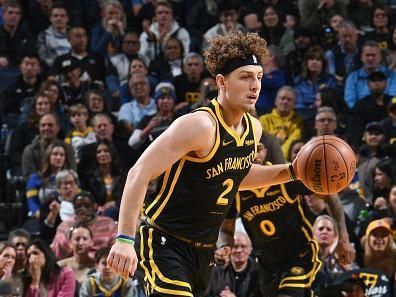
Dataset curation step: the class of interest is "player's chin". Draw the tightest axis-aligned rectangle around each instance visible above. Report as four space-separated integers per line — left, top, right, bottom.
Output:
241 102 256 113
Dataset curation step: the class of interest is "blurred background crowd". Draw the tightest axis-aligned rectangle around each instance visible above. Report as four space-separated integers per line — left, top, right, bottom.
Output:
0 0 396 296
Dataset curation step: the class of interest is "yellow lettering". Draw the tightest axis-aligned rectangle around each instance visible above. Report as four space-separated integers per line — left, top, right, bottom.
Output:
217 163 224 175
212 167 219 177
206 169 212 179
243 211 254 221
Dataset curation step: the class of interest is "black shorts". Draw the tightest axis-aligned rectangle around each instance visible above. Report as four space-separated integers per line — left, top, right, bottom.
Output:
135 224 215 297
257 240 322 297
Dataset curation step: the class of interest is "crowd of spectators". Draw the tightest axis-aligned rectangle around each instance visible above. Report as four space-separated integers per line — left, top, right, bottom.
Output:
0 0 395 296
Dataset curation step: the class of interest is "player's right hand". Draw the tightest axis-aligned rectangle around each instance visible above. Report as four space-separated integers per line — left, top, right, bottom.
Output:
107 242 138 280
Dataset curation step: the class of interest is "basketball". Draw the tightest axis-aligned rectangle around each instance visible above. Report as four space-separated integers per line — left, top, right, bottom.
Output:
296 135 356 195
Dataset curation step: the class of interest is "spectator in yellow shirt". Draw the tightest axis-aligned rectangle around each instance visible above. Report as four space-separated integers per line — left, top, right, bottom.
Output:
259 86 304 159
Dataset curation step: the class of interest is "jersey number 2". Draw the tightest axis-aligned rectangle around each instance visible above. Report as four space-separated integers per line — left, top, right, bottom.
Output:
216 179 234 205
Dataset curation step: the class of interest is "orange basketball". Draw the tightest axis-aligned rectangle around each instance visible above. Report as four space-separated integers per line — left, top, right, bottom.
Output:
295 135 356 195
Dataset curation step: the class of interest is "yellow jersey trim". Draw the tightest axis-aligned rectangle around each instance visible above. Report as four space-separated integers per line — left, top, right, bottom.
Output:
248 113 258 156
212 99 250 147
139 227 193 296
280 184 298 204
279 241 321 288
249 187 269 198
151 159 186 222
236 192 241 213
145 169 171 216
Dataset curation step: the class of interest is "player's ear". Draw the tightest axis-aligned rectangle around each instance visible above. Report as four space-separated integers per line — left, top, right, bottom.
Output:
216 74 226 90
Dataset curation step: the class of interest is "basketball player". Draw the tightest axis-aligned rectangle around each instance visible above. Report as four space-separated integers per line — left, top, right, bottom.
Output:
107 32 302 296
218 149 355 297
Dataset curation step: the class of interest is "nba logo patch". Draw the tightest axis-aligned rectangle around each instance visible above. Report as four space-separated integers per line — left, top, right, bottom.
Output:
161 236 166 245
290 266 305 275
252 55 257 64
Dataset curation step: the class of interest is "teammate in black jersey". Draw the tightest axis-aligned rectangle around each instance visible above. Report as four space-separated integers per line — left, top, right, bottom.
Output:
218 146 355 297
107 32 306 296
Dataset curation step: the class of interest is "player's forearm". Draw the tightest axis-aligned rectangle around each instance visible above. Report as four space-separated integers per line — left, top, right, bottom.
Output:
327 194 349 241
117 168 149 237
239 164 294 190
218 219 236 248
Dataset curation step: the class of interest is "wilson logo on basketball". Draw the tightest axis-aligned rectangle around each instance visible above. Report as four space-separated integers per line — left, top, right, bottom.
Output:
312 160 323 192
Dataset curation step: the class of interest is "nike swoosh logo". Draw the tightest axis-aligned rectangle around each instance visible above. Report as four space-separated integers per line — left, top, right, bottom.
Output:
299 250 309 258
241 194 254 201
222 139 233 146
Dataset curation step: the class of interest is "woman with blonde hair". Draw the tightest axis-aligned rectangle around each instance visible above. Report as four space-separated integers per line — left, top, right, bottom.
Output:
362 219 396 280
313 215 355 292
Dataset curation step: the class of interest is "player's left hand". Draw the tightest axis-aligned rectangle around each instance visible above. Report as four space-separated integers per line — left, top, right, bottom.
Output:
334 239 356 265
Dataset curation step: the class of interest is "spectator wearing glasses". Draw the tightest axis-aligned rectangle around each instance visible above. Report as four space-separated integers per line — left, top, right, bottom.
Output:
119 56 158 106
314 106 338 136
40 170 80 243
8 229 30 275
205 232 261 297
118 73 156 137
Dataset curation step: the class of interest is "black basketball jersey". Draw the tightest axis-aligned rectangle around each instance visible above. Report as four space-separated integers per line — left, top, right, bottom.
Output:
144 99 257 245
229 181 313 270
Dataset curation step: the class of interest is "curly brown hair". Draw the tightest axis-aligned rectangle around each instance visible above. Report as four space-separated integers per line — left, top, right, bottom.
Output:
204 32 269 77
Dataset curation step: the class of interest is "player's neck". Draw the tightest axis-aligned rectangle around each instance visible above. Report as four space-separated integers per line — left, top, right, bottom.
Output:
217 96 245 130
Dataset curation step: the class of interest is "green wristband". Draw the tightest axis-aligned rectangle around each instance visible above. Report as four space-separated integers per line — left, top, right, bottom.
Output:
116 237 135 245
